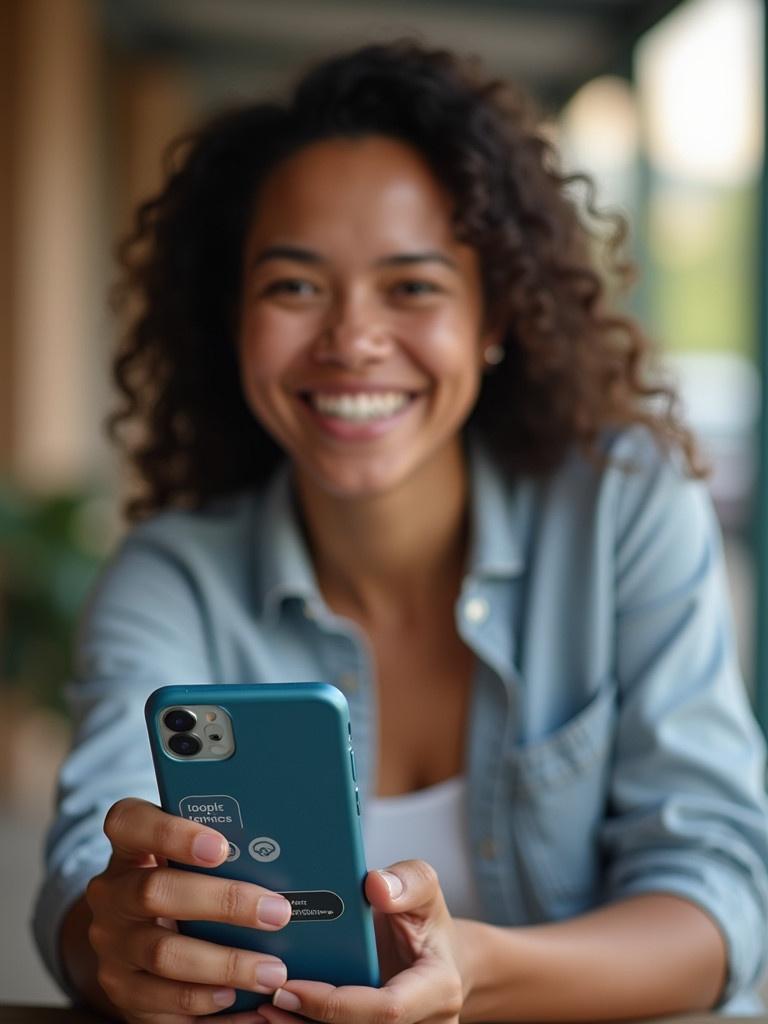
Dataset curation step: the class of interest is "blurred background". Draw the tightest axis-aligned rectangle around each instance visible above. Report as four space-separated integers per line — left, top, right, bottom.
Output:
0 0 765 1003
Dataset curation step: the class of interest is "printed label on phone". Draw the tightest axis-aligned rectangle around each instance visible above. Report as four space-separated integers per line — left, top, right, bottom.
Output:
279 890 345 922
179 794 243 828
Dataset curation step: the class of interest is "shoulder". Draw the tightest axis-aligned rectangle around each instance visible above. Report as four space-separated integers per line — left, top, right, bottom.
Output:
599 426 713 546
540 424 710 531
586 426 718 609
127 489 260 559
506 426 718 600
82 488 265 627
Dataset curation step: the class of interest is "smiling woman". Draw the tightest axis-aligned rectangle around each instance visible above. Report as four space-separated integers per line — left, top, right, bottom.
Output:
106 42 702 520
34 39 768 1024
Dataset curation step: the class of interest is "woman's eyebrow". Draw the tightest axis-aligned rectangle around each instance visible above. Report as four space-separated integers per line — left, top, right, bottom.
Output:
251 246 458 271
376 251 458 271
251 244 324 267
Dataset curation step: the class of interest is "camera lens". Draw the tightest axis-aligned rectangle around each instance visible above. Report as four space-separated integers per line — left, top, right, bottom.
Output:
164 708 196 732
168 732 202 757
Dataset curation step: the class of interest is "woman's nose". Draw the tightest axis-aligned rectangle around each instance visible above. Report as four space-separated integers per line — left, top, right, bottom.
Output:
313 299 392 367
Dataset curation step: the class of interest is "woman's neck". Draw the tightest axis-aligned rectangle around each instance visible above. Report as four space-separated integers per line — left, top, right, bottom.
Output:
294 444 469 627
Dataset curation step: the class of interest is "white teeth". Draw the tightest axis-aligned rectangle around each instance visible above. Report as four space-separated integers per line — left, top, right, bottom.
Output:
310 391 410 421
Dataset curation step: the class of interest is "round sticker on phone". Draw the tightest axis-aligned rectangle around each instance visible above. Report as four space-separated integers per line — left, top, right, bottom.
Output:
248 836 281 862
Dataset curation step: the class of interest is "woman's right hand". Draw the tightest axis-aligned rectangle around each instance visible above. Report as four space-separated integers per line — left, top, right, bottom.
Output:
84 797 292 1023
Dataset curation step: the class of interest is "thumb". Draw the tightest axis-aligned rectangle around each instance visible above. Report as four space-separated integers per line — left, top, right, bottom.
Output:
365 859 447 919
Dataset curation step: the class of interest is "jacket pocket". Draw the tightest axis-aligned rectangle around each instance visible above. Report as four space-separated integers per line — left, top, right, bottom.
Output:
507 678 618 918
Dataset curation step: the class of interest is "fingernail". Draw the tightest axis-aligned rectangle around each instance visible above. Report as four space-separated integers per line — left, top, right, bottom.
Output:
192 832 226 864
273 988 302 1012
257 895 292 926
212 988 236 1007
256 961 288 990
379 870 404 899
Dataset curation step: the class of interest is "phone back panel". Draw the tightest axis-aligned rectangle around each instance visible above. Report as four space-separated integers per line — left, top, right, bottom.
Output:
145 683 379 1009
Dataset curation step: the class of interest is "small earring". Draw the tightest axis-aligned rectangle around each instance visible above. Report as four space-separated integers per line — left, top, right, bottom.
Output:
483 344 505 367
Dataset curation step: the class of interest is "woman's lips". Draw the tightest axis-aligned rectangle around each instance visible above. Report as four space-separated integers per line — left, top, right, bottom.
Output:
297 389 421 440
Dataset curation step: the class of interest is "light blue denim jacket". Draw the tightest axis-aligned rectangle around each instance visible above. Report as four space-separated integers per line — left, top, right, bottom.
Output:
33 429 768 1012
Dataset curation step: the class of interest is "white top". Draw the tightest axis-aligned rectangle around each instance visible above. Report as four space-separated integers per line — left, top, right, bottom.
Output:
362 775 484 920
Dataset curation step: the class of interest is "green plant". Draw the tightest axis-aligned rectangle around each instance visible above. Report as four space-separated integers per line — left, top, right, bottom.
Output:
0 481 110 713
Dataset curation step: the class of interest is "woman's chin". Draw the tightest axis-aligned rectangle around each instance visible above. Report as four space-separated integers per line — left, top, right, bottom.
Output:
296 454 415 503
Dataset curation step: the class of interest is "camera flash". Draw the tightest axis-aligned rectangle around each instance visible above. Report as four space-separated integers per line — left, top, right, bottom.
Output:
206 712 217 722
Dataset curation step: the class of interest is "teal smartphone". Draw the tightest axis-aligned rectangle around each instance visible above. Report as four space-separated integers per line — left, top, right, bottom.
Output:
144 682 380 1012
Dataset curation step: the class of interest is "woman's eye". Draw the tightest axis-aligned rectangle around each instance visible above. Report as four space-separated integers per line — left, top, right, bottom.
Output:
391 280 441 298
263 279 320 297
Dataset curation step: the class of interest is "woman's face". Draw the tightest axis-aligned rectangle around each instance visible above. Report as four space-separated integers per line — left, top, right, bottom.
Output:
237 134 496 500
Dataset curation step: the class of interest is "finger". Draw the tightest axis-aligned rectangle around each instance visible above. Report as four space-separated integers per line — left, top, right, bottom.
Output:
125 923 288 993
101 966 241 1017
266 961 461 1024
365 859 447 919
266 982 407 1024
105 866 292 929
103 797 229 869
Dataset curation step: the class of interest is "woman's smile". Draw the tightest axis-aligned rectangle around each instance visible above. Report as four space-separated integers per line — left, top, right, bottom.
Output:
296 384 424 442
304 389 412 422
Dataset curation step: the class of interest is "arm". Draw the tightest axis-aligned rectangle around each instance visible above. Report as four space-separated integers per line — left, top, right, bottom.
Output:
38 520 298 1020
597 436 768 1008
458 448 763 1019
457 893 725 1022
32 530 214 1002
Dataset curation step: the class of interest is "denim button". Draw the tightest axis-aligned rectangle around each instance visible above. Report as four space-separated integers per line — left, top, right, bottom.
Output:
464 596 490 624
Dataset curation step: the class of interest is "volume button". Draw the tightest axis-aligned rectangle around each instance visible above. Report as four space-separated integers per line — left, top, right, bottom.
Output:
355 787 360 816
349 749 357 781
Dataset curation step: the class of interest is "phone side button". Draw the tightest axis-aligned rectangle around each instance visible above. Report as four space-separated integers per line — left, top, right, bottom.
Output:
349 749 357 781
355 788 360 816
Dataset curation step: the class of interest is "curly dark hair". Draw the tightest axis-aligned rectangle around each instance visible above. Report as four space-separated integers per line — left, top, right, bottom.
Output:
109 40 704 521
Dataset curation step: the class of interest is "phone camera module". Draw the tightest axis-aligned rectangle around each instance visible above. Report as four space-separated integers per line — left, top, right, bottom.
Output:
164 708 196 733
168 732 202 757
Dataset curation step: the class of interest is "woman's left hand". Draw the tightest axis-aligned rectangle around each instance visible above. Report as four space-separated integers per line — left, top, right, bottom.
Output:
259 860 471 1024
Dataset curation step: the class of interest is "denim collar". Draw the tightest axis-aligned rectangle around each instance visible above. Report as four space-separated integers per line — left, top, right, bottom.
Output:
465 440 527 581
252 438 528 623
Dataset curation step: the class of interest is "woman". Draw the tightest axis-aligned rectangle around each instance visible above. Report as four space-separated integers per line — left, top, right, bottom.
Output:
33 42 768 1021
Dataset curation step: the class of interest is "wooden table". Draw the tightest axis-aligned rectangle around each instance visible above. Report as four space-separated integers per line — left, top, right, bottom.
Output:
1 1010 765 1024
